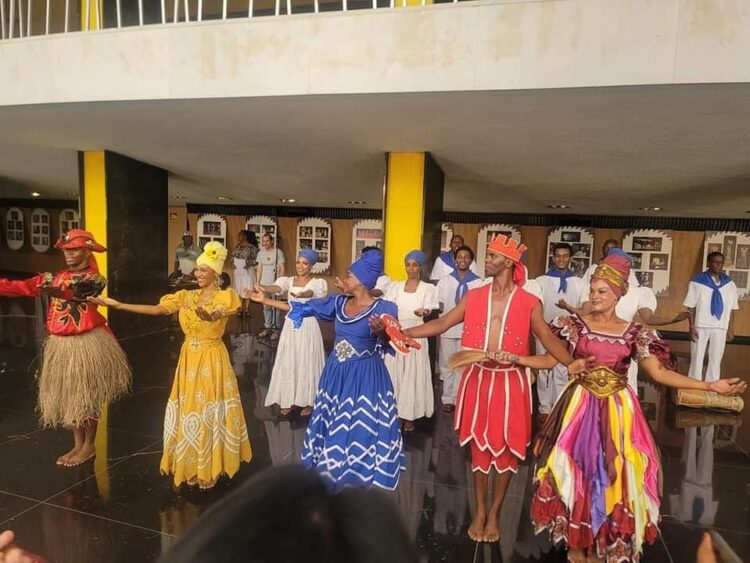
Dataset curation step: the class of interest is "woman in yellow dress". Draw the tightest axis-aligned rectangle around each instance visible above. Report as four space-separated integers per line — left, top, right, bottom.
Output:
91 242 252 489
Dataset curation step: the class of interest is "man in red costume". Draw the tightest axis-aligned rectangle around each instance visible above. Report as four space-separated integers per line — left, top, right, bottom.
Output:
405 235 583 543
0 229 131 466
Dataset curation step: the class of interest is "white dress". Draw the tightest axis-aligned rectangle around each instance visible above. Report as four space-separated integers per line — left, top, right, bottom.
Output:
265 277 328 409
232 258 257 296
384 280 439 421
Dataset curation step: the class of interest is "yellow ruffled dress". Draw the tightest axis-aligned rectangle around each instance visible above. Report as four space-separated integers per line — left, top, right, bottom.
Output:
158 288 252 488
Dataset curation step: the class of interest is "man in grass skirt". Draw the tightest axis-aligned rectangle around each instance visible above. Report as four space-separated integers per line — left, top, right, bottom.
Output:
0 229 131 467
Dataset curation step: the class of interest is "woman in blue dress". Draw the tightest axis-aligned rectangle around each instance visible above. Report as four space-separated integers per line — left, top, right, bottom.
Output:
249 249 406 490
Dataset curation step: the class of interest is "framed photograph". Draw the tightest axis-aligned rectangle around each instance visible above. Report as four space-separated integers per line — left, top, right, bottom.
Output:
203 221 221 235
315 227 329 239
560 231 581 243
723 236 737 267
32 214 40 223
300 227 313 238
707 243 722 255
33 225 40 235
629 252 643 269
571 243 591 259
299 238 313 249
649 253 669 271
729 270 748 289
632 236 663 251
636 271 654 288
315 239 329 251
318 252 329 263
571 258 589 277
735 245 750 270
198 236 211 249
32 236 39 245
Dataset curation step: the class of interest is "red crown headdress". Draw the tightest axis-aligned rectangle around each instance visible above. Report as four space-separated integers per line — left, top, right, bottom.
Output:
487 234 526 264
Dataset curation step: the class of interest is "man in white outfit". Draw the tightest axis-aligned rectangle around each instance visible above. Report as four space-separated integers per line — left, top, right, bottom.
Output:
683 252 738 382
430 235 478 281
436 245 482 411
533 243 584 417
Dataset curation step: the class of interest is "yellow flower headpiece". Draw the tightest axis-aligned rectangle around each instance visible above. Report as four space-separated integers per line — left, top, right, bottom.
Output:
196 241 228 275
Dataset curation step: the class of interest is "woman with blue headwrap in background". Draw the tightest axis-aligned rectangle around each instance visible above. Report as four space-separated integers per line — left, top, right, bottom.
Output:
248 249 406 490
384 250 439 432
256 249 328 417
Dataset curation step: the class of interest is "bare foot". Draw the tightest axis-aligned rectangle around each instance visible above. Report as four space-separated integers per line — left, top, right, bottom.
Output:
56 446 80 466
567 549 586 563
468 510 486 542
300 407 313 417
483 512 500 543
65 444 95 467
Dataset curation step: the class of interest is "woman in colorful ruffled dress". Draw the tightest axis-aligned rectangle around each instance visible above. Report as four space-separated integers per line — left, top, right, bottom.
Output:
259 249 328 417
249 249 405 490
496 249 745 562
384 250 439 432
92 242 252 489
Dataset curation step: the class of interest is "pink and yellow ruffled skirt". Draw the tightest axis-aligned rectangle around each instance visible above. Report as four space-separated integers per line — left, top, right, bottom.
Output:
530 377 660 562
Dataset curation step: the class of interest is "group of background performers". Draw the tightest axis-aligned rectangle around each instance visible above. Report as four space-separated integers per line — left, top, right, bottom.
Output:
0 228 745 563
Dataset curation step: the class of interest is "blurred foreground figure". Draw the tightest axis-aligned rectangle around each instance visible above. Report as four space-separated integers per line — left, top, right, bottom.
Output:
159 465 417 563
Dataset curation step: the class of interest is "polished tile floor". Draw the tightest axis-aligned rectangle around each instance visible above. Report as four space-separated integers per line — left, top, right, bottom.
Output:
0 308 748 562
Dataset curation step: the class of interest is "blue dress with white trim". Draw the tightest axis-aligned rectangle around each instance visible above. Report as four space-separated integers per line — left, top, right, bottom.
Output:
287 294 406 490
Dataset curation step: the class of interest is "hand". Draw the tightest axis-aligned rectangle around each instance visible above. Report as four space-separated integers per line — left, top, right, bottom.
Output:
87 296 121 309
38 285 65 299
0 530 47 563
690 327 698 342
726 331 735 343
334 277 345 292
708 378 747 396
245 284 266 304
369 315 386 334
567 356 594 379
414 308 429 317
556 299 572 313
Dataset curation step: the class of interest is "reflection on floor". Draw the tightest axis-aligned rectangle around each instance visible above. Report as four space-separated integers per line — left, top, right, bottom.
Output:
0 312 748 562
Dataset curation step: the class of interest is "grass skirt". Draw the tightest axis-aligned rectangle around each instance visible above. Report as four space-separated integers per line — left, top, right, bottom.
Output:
37 327 132 428
530 382 660 562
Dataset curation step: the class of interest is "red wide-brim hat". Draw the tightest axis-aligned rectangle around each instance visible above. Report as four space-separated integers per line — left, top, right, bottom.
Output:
54 229 107 252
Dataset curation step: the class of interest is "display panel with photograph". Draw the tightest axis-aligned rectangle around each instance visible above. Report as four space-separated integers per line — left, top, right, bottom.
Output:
297 218 331 274
351 220 383 262
30 208 51 253
196 214 227 249
623 230 673 296
546 227 595 278
440 223 454 252
246 215 277 242
5 207 24 250
703 231 750 300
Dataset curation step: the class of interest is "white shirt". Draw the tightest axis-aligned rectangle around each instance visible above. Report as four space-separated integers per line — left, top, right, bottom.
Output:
535 273 584 323
273 276 327 303
437 274 484 339
430 254 479 281
616 286 658 322
257 248 285 285
375 274 392 295
385 281 440 323
683 278 739 330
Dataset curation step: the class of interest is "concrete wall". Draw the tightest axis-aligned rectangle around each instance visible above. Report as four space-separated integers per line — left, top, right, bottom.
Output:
0 0 748 107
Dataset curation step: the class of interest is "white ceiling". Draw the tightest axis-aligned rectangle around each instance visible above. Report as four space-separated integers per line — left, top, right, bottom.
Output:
1 83 749 217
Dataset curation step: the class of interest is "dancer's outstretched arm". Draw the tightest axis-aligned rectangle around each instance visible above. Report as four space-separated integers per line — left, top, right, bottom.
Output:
403 296 466 339
641 356 746 395
246 285 291 312
88 296 170 316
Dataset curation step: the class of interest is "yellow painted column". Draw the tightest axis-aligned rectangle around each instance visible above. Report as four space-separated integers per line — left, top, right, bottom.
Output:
80 150 110 499
382 152 444 281
81 0 104 31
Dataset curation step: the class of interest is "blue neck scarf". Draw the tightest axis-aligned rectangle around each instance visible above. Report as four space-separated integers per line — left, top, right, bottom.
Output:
692 271 732 319
440 250 455 269
450 268 480 305
545 268 576 293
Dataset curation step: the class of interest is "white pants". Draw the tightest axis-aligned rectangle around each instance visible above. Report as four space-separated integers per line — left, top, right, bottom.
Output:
689 327 727 382
438 337 461 405
537 363 570 414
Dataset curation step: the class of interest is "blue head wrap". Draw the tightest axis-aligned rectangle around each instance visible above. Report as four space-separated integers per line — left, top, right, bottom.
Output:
350 249 383 289
405 249 426 266
298 249 319 265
